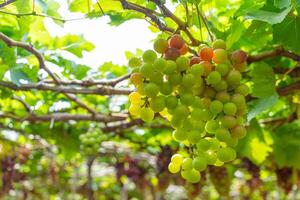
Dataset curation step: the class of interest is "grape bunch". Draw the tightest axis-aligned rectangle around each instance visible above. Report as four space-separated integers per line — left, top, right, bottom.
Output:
79 131 104 155
127 34 249 183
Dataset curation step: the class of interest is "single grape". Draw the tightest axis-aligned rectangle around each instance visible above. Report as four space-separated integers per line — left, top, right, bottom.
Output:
174 104 190 118
187 130 202 144
209 138 220 151
163 60 177 74
140 107 154 122
231 94 246 107
150 96 166 112
130 72 143 86
180 93 195 106
199 46 214 61
154 38 168 54
168 73 182 86
197 109 213 121
226 70 242 87
209 100 223 114
193 156 207 171
143 50 157 63
160 82 173 95
212 39 226 49
140 63 153 77
205 119 219 133
168 162 181 173
182 118 194 131
129 104 141 116
165 96 178 109
181 73 196 87
235 84 250 96
180 44 188 55
215 63 230 76
220 115 237 129
197 138 211 151
212 49 228 64
190 56 202 66
144 83 159 98
189 63 205 77
203 87 216 98
149 71 163 84
185 169 201 183
170 116 183 128
225 136 238 147
236 116 245 125
207 71 222 85
172 128 187 141
231 125 247 139
212 80 228 91
215 91 231 103
231 50 247 64
223 102 237 116
217 147 236 162
165 47 181 60
171 154 184 165
137 83 145 95
191 119 205 133
169 34 185 49
215 128 231 142
200 61 213 76
233 62 247 72
205 150 217 165
153 58 167 73
182 158 193 170
176 56 190 72
128 57 142 68
129 92 141 104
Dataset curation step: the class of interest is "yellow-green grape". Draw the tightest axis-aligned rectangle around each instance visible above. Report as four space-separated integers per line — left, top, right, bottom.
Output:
191 119 205 133
181 73 196 87
144 83 159 98
193 156 207 171
150 96 166 112
220 115 237 129
180 93 195 106
149 71 163 84
168 73 182 86
137 83 145 95
154 39 168 54
205 119 219 133
197 138 211 151
128 57 142 68
130 72 143 86
231 94 246 107
172 128 187 141
168 162 181 173
129 104 141 116
171 154 183 165
140 107 154 122
174 104 190 118
231 125 247 139
226 136 238 147
182 158 193 170
187 130 202 144
170 116 183 128
212 39 226 50
129 92 141 104
215 63 230 76
189 64 204 76
140 63 153 77
143 49 157 63
216 91 230 103
176 56 190 72
212 49 228 64
184 169 201 183
164 60 177 75
217 147 236 162
205 150 217 165
165 96 178 109
226 70 242 87
215 128 231 142
160 82 173 95
207 71 221 85
209 138 220 151
209 100 223 114
223 102 237 116
235 84 250 96
153 58 167 73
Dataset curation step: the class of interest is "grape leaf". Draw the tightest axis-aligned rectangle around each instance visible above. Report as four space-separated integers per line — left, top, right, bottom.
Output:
274 0 291 9
10 65 33 86
69 0 92 13
245 6 291 24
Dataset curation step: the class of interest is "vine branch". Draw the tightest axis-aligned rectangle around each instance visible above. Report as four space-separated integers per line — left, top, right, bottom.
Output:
0 0 16 8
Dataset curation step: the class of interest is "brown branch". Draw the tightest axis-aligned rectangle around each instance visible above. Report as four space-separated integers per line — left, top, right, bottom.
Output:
149 0 200 46
260 112 297 126
12 96 32 113
247 47 300 64
277 81 300 96
273 66 300 77
0 113 127 123
86 157 95 200
0 32 96 114
0 0 16 8
0 81 132 95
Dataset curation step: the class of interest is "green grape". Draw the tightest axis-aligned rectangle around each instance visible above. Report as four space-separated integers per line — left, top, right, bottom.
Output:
129 104 141 116
220 115 237 129
231 125 247 139
191 119 205 133
200 109 213 121
187 130 202 144
130 72 143 86
205 119 219 133
213 80 228 92
225 136 238 147
209 138 220 151
183 169 201 183
223 102 237 116
144 83 159 98
193 156 207 171
209 100 223 114
154 39 168 54
207 71 221 85
165 96 178 109
132 67 140 73
212 49 228 64
140 63 153 77
233 62 247 72
237 104 247 116
182 118 193 131
192 96 203 108
174 104 190 118
205 150 217 165
236 116 245 125
215 128 230 142
172 128 187 141
149 71 163 84
176 56 190 72
128 57 142 68
150 96 166 112
231 94 246 107
217 147 236 162
180 93 195 106
168 73 182 86
160 82 173 95
235 84 250 96
153 58 167 73
182 73 196 87
215 91 230 103
215 63 230 76
190 64 204 76
168 162 180 173
212 39 226 50
197 138 211 151
226 70 242 87
137 83 145 95
140 107 154 122
203 87 216 98
163 60 177 75
182 158 193 170
143 49 157 63
170 116 183 128
171 154 184 165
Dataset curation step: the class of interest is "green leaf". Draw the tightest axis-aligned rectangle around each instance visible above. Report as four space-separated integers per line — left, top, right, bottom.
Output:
274 0 291 9
245 6 291 24
247 94 279 121
10 65 33 86
251 62 276 98
69 0 92 13
226 20 245 49
273 15 300 54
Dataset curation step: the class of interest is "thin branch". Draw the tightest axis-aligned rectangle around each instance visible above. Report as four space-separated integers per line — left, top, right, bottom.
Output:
259 112 297 127
277 81 300 96
0 32 96 114
247 47 300 64
273 66 300 77
86 157 95 200
0 81 132 95
0 113 127 123
12 96 32 113
196 4 213 41
96 0 105 15
0 0 16 8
